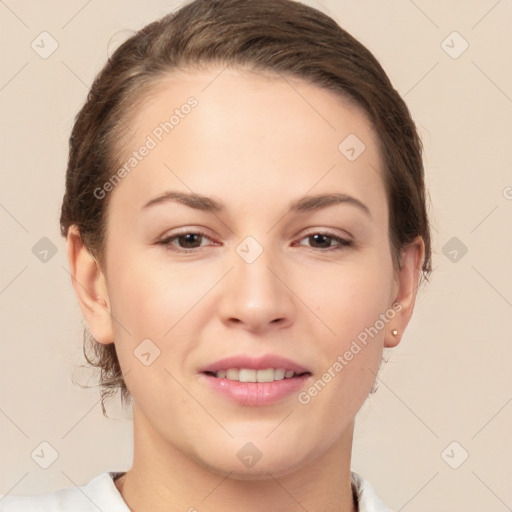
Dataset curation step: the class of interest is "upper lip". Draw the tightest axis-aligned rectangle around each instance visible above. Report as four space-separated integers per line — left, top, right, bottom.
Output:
200 354 311 374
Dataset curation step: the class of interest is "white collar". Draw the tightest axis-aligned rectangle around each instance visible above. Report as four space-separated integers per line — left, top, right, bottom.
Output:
0 470 393 511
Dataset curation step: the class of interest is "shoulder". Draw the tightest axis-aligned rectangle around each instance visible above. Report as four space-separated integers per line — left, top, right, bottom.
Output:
0 472 130 512
351 471 394 512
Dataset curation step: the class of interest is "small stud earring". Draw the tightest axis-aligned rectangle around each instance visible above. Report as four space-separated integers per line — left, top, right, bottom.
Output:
392 329 399 336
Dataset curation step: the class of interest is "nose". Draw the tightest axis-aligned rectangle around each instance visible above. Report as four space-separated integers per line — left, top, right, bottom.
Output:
217 246 295 333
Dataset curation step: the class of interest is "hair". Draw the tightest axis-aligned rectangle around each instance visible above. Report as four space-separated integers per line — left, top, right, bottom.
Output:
60 0 433 414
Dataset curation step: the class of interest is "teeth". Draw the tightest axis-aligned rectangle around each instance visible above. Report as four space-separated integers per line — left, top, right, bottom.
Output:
226 368 239 380
273 368 286 381
215 368 297 382
256 368 273 383
239 369 256 382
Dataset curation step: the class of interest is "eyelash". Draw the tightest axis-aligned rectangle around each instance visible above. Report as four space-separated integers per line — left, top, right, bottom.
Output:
157 230 352 253
158 230 219 254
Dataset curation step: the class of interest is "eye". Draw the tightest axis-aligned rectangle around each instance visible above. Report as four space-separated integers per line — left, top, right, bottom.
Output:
158 230 218 252
296 232 352 251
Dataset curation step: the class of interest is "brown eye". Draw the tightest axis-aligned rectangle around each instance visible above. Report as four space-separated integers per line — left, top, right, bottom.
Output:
176 233 204 248
308 234 333 249
158 230 217 253
297 232 352 251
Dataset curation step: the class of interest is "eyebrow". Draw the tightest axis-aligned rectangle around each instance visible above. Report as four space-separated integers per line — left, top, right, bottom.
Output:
141 191 371 218
289 192 371 217
142 191 224 212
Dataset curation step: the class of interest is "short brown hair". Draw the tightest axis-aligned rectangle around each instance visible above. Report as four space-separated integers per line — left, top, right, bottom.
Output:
60 0 432 414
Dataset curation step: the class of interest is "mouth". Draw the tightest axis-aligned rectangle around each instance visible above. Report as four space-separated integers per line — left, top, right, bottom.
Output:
199 355 312 406
203 368 311 382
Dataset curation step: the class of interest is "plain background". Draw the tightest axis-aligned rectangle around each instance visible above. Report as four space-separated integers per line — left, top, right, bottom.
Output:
0 0 511 510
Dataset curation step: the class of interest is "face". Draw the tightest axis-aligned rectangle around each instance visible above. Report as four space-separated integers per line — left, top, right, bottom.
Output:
92 67 405 478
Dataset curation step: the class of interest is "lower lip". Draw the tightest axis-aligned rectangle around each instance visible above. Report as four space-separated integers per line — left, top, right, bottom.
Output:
200 373 311 406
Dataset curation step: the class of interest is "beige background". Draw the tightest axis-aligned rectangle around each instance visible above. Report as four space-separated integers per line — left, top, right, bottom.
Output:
1 0 511 510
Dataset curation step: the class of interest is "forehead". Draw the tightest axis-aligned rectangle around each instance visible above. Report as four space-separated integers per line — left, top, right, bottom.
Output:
109 66 386 218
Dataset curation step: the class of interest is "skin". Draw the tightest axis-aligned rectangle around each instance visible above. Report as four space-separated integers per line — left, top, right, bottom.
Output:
67 67 424 512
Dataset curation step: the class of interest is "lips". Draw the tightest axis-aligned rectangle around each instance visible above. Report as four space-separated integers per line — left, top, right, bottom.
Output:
199 354 312 406
200 354 311 375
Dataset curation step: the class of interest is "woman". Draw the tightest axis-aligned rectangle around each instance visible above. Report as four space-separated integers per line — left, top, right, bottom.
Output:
0 0 431 510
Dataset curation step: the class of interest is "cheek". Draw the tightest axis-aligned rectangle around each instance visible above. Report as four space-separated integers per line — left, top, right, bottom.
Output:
105 253 222 391
304 256 393 342
297 259 390 403
298 289 385 430
107 252 214 338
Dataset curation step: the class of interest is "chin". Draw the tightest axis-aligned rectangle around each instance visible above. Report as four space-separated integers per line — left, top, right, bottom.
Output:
194 442 311 481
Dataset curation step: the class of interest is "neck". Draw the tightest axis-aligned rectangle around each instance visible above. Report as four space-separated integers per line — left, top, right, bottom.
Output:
116 404 357 512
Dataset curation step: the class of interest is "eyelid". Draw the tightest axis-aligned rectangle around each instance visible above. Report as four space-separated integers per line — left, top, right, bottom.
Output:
157 228 220 253
296 227 352 241
157 227 353 253
294 229 353 250
158 226 216 240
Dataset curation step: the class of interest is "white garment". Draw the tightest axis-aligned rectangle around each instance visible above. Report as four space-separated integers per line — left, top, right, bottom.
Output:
0 471 393 511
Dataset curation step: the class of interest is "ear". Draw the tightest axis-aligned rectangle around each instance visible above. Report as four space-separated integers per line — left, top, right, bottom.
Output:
66 225 115 345
384 236 425 348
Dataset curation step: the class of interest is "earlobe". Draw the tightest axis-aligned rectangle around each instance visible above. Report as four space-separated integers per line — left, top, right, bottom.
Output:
385 236 425 348
67 225 115 345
